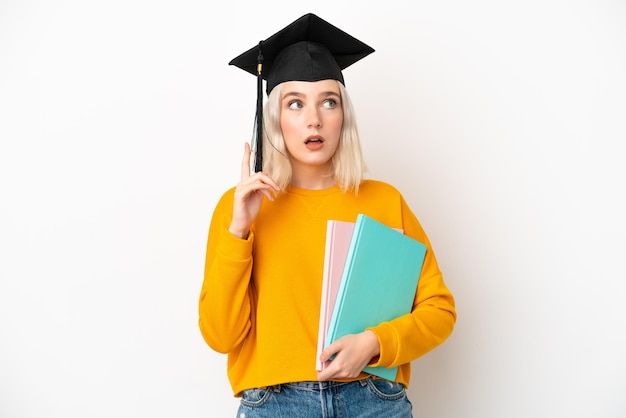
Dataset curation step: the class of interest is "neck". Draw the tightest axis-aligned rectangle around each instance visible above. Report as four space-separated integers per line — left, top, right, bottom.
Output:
290 165 335 190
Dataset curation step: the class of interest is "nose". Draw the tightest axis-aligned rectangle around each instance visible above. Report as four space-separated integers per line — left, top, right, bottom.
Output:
307 109 322 128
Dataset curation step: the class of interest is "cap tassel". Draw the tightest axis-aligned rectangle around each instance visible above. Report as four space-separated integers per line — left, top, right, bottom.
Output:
254 41 264 173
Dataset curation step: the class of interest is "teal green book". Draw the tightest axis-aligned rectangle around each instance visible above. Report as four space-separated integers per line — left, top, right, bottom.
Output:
325 213 427 380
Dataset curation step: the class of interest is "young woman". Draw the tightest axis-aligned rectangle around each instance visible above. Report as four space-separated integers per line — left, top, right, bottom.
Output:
198 13 456 417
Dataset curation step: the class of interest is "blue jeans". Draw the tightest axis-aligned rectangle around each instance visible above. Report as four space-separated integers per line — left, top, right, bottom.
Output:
236 378 413 417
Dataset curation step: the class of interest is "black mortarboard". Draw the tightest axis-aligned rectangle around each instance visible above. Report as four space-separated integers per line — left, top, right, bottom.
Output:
229 13 374 172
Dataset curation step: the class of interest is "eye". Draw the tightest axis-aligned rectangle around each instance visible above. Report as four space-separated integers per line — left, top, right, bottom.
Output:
322 98 338 109
287 100 303 110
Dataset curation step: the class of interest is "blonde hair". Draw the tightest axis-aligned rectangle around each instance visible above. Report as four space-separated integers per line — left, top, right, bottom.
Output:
260 81 367 193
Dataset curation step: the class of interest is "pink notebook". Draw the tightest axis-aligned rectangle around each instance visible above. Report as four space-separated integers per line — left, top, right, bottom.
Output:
316 219 404 371
316 220 355 371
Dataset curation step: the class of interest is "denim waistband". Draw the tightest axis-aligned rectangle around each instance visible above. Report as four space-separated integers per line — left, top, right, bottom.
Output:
283 379 368 391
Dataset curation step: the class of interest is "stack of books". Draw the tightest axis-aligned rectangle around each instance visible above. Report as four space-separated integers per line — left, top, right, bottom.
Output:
316 214 427 380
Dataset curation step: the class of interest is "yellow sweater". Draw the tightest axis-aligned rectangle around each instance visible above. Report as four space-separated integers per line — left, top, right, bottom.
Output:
198 180 456 397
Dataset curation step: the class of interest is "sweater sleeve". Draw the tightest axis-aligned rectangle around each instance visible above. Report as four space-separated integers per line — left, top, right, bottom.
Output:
367 195 456 368
198 189 255 353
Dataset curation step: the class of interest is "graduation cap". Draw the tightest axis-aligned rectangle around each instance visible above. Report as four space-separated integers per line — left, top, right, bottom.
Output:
229 13 375 172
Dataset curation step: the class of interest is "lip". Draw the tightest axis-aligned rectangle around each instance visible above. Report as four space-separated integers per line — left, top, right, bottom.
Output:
304 135 325 151
304 135 324 144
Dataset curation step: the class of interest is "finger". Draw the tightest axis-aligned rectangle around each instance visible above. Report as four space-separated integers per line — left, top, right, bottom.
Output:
234 178 276 204
317 357 345 381
240 142 252 180
243 171 280 193
320 342 340 363
259 188 275 202
316 359 337 381
255 172 281 191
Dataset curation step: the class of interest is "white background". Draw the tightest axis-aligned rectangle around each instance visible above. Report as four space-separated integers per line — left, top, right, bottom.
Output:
1 1 625 417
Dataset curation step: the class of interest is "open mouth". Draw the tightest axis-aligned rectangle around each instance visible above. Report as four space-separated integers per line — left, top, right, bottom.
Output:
304 136 325 150
305 136 324 144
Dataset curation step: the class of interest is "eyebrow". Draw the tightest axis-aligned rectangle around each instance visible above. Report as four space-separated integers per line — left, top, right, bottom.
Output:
282 91 341 100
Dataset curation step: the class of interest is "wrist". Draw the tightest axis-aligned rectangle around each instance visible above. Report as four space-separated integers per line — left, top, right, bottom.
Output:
364 329 381 358
228 226 249 240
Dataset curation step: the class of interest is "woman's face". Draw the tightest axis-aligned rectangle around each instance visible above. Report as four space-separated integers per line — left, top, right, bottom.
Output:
279 79 343 173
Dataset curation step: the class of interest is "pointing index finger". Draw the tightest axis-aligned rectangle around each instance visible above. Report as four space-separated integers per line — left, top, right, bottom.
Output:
241 142 252 180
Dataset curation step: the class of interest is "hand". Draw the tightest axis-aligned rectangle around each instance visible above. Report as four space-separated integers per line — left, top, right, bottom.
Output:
228 142 280 239
316 330 380 381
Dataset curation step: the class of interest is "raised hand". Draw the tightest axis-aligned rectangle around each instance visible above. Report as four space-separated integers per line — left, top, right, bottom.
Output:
228 142 280 239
